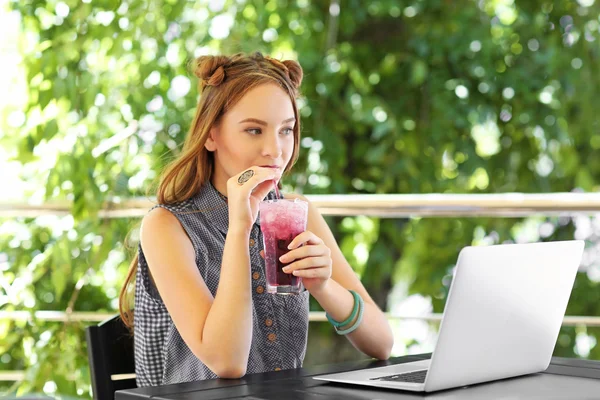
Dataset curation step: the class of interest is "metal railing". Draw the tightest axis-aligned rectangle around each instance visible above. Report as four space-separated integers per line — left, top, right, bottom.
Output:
1 310 599 325
2 192 600 218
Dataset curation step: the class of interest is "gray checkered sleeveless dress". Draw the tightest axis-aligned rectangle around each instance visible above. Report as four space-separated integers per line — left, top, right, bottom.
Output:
133 182 310 387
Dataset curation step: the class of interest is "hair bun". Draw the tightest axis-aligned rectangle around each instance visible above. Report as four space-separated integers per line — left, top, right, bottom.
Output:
282 60 303 89
194 55 229 87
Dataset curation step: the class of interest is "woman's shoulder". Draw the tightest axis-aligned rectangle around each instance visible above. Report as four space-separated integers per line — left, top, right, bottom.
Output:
140 205 205 256
141 200 218 250
143 195 199 224
141 207 183 236
142 203 210 233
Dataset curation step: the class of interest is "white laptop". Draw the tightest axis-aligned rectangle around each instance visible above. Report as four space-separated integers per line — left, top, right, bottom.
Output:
313 240 585 392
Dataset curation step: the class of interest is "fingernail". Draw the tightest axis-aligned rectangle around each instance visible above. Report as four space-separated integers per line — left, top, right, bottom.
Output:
287 243 293 249
279 255 287 262
282 267 290 273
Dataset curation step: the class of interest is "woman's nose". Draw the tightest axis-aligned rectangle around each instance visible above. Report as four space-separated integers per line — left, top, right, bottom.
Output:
262 133 282 158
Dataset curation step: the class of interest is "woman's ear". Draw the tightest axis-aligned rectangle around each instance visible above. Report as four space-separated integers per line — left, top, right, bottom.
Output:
204 127 217 152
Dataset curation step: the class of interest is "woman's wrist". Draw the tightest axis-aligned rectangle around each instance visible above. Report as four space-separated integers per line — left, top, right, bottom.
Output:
228 223 252 237
306 278 331 298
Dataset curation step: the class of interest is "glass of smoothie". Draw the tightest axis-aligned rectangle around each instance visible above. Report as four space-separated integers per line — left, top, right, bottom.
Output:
259 198 308 294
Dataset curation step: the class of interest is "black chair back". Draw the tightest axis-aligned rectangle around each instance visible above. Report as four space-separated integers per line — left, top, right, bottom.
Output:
86 315 136 400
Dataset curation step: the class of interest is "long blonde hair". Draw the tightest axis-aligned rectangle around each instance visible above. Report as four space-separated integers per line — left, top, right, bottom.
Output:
119 52 304 329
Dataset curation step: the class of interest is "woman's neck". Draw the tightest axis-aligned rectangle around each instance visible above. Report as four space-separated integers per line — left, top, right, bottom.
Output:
210 173 229 201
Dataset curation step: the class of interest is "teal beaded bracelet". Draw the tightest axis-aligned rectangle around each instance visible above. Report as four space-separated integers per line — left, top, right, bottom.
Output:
334 293 364 335
326 290 360 328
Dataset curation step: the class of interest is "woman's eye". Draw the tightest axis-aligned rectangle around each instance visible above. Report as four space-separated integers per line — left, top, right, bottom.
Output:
281 127 293 135
246 128 261 135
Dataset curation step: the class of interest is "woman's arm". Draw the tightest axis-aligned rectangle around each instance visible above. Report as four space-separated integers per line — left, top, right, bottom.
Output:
141 209 253 378
282 193 394 360
309 274 393 360
141 166 280 379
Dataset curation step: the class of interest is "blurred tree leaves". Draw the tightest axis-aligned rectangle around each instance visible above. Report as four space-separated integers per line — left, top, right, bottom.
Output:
1 0 600 397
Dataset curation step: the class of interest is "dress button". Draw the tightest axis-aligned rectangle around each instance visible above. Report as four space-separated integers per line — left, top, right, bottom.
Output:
274 367 281 371
249 238 256 247
256 286 264 294
268 333 277 342
265 319 273 327
252 272 260 280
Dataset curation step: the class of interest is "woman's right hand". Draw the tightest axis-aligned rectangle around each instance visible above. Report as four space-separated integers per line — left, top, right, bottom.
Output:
226 166 281 234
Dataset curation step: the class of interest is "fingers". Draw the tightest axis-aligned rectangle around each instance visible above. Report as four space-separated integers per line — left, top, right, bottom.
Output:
251 178 278 202
280 232 330 272
282 256 331 275
289 267 329 279
279 244 325 264
287 230 323 250
228 167 280 196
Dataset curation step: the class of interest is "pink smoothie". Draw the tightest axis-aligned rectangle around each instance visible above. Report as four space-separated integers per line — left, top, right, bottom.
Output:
259 199 308 294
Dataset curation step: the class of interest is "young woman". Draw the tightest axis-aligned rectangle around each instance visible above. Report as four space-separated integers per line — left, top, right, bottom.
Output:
119 52 393 387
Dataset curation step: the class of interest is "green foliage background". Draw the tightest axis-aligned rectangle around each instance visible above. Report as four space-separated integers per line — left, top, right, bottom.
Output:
1 0 599 398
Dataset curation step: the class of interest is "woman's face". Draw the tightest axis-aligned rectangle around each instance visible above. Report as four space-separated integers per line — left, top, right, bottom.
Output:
206 83 296 193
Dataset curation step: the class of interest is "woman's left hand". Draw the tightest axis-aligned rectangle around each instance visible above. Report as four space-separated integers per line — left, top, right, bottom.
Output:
277 230 332 292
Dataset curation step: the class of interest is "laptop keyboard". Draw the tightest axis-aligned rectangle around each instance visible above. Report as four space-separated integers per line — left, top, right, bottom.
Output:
370 369 428 383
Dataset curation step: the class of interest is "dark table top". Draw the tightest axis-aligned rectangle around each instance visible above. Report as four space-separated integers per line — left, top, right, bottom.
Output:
116 353 600 399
